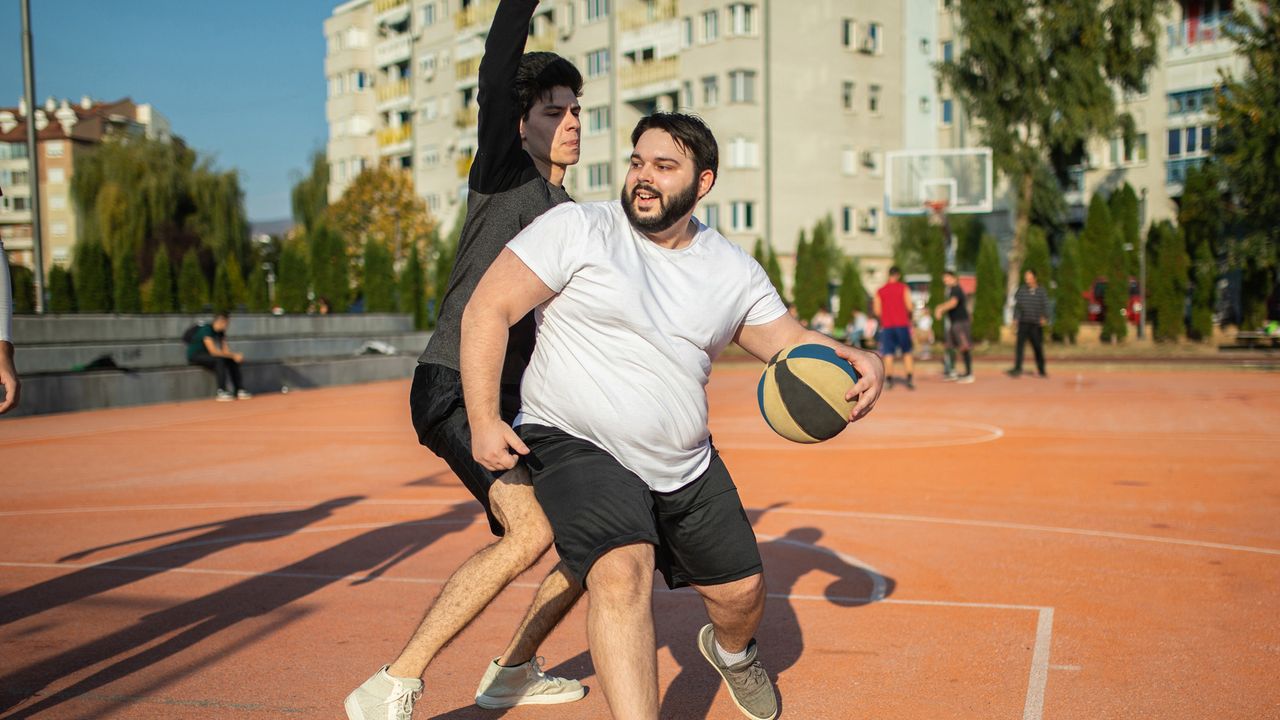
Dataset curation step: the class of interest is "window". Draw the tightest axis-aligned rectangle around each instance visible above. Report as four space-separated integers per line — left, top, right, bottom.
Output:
46 140 65 158
867 22 882 53
0 143 28 160
842 206 854 234
587 48 611 78
422 144 440 166
681 81 694 109
1185 126 1198 154
702 75 719 106
682 17 693 48
842 147 857 175
842 81 855 111
842 19 857 48
420 53 438 78
422 96 439 122
941 98 954 125
702 9 719 42
587 105 611 135
3 170 29 186
730 201 756 232
729 4 756 36
428 194 441 213
863 207 880 232
729 70 756 103
701 203 720 229
942 41 954 63
1201 125 1213 150
50 194 66 210
51 222 67 237
1167 129 1182 157
920 38 931 54
351 71 368 91
13 196 29 211
868 84 882 114
422 2 436 26
585 0 609 22
48 168 66 184
1167 87 1215 116
919 96 931 113
728 137 759 168
587 161 611 191
1111 133 1149 166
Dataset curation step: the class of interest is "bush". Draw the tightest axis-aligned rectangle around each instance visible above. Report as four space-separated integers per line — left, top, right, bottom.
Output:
972 234 1005 343
73 241 113 312
1149 221 1189 342
1052 234 1084 343
9 264 34 314
145 245 176 313
1080 193 1114 284
113 248 142 313
49 264 75 312
1101 228 1129 343
211 254 247 313
177 250 210 313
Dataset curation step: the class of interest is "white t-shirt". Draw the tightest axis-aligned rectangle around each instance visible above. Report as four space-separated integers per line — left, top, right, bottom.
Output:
508 200 787 492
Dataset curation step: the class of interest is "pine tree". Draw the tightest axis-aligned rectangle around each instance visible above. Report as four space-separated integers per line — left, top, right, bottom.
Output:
9 265 34 314
73 241 113 312
1150 221 1189 342
765 243 784 302
399 240 429 330
809 220 833 313
212 259 234 313
177 250 210 313
225 254 249 309
1080 194 1115 286
291 150 330 233
835 259 867 330
1108 183 1141 279
1101 228 1129 342
309 223 350 312
247 261 271 312
276 238 310 314
1178 163 1223 341
1023 226 1052 290
973 235 1006 344
145 245 176 313
112 248 142 313
363 239 396 312
48 264 75 313
1052 234 1085 343
792 231 812 320
752 237 767 267
1189 238 1215 341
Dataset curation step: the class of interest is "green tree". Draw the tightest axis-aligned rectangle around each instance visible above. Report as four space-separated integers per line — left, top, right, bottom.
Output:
113 248 142 313
291 150 330 233
276 238 310 314
1052 233 1085 343
309 223 350 312
1108 183 1142 279
177 250 210 313
1023 226 1053 289
1101 229 1130 342
792 231 815 320
399 240 429 330
973 235 1006 344
892 216 932 273
835 259 867 330
49 264 75 313
145 245 176 313
951 215 985 272
924 227 946 311
212 254 247 312
1178 163 1223 340
363 238 396 312
1149 221 1189 342
9 264 34 314
1215 1 1280 328
765 243 785 301
247 261 271 312
938 0 1164 301
1189 238 1216 341
1080 193 1115 284
73 241 113 312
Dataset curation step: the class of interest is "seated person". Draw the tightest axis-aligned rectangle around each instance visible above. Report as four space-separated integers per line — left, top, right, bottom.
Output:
187 312 250 401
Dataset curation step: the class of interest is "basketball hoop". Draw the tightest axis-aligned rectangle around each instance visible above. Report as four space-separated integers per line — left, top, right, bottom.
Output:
923 199 949 227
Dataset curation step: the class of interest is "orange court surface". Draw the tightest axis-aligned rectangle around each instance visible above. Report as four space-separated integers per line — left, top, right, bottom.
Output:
1 362 1277 719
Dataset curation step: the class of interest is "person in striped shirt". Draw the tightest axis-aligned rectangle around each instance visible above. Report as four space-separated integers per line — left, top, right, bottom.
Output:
1007 269 1049 378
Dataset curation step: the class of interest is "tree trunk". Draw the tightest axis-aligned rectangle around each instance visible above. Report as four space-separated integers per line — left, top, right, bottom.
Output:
1006 170 1036 311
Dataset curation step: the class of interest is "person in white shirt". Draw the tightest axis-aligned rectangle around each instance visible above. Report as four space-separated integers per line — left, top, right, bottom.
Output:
0 236 19 415
461 113 884 720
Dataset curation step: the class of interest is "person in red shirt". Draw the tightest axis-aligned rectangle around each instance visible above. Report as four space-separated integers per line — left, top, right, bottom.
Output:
873 266 916 389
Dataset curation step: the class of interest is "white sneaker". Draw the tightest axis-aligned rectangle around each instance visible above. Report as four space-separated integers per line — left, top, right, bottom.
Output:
344 666 422 720
474 656 585 709
215 390 235 402
956 374 976 384
236 389 253 400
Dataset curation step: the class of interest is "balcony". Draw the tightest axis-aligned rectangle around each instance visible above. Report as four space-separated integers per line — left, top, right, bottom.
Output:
377 124 413 153
456 155 474 179
375 34 412 67
374 0 411 27
1165 156 1208 191
1166 14 1237 59
621 0 679 32
455 56 482 82
526 32 557 53
455 106 479 129
620 57 680 100
376 78 412 106
456 0 500 32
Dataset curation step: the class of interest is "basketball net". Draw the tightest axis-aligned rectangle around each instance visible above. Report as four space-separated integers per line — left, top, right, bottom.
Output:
925 200 957 269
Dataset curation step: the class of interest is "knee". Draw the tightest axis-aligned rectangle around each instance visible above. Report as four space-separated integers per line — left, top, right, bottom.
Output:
708 573 766 611
493 501 554 568
587 544 654 602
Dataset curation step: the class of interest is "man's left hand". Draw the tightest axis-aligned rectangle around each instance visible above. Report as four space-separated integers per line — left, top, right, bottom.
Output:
832 344 884 422
0 341 20 415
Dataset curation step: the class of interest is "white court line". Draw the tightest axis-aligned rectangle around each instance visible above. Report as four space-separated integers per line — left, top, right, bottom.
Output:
0 499 466 518
770 507 1280 557
1024 608 1055 720
716 420 1006 451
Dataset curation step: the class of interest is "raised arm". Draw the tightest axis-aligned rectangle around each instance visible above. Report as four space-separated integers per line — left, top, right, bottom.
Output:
471 0 540 193
460 248 556 470
735 314 885 422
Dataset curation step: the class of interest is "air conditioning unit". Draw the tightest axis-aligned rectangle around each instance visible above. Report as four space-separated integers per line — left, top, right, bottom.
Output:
859 214 878 232
860 150 876 168
557 1 575 39
860 37 877 54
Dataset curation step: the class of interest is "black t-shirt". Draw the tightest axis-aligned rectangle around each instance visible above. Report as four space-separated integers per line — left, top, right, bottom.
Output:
187 325 224 359
946 285 969 322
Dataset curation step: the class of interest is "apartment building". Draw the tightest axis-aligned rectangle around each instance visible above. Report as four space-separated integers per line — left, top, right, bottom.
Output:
0 97 172 272
326 0 967 279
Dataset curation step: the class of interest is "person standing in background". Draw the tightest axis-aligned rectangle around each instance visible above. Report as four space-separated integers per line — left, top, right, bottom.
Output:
874 266 915 390
1007 269 1049 379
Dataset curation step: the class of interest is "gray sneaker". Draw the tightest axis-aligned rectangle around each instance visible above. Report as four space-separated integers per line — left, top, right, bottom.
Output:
697 624 778 720
474 656 585 709
344 666 422 720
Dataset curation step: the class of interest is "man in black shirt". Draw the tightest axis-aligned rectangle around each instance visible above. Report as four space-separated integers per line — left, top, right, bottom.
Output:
187 312 251 401
934 269 974 383
346 2 586 717
1008 269 1050 378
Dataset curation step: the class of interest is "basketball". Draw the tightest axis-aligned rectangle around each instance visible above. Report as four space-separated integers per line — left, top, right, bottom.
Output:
757 344 861 444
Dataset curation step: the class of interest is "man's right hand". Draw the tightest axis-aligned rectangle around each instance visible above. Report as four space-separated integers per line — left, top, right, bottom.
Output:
472 418 530 471
0 341 19 415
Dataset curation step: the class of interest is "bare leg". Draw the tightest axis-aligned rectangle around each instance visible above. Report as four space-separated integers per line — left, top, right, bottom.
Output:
586 543 658 720
883 355 896 382
693 573 766 653
387 467 553 679
496 561 582 666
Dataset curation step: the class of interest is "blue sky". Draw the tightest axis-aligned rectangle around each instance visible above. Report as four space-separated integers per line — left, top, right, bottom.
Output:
0 0 338 222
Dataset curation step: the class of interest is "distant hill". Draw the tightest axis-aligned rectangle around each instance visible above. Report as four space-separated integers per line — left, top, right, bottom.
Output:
250 218 295 238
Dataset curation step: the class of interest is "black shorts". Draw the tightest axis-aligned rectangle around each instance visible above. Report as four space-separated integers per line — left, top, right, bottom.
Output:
517 423 763 590
409 363 521 536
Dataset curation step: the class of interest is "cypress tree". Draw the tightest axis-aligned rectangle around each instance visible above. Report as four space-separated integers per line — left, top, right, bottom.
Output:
212 259 233 313
9 265 34 314
177 250 210 313
49 264 76 313
113 248 142 313
363 239 396 312
792 231 813 320
765 243 785 302
973 235 1005 344
1080 194 1114 286
1189 238 1215 341
835 259 867 330
310 223 350 312
1108 183 1141 279
432 238 456 326
1101 228 1129 342
225 254 249 309
276 238 310 314
73 241 113 312
247 260 271 312
399 241 428 330
924 224 946 311
1151 221 1189 342
1052 233 1085 343
1023 226 1053 288
752 237 767 267
145 245 176 313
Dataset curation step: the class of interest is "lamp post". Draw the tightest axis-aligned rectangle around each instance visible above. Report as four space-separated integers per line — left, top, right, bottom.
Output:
1138 187 1148 340
20 0 45 313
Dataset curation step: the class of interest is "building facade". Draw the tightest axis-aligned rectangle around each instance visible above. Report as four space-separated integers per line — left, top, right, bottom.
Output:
0 97 172 272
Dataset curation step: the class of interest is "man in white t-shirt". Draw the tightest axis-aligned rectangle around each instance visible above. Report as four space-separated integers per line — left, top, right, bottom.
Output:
461 113 884 720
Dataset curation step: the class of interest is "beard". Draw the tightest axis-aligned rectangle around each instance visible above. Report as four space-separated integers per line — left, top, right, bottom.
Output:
621 178 700 234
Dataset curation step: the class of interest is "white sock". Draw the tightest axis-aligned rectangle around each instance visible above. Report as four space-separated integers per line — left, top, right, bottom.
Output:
715 638 749 666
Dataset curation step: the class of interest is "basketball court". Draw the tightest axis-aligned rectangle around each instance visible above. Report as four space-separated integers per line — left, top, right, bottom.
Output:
1 362 1277 718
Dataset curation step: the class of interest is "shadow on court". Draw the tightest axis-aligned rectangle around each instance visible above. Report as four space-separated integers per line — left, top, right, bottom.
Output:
0 502 481 718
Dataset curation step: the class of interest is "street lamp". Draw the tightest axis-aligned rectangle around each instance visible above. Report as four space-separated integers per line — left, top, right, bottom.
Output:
1138 187 1148 340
